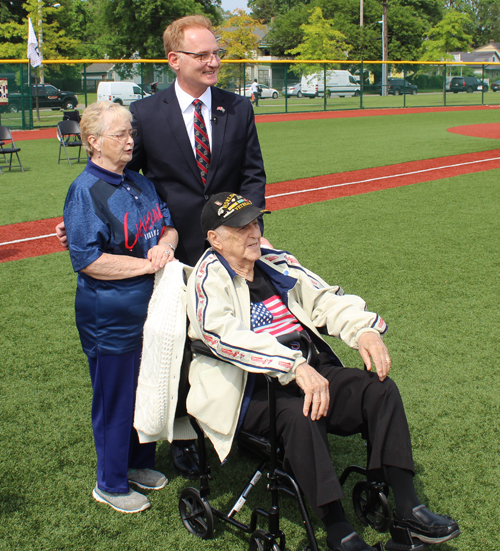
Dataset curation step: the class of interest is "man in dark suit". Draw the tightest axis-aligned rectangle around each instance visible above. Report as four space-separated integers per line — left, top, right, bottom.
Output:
127 15 267 266
127 15 268 477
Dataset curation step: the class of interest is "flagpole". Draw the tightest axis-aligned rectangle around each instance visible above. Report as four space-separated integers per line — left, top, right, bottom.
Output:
27 62 32 129
27 16 42 122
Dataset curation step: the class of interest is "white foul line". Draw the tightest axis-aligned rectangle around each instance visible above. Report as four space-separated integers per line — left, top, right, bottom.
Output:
0 233 57 246
266 156 500 199
2 156 499 247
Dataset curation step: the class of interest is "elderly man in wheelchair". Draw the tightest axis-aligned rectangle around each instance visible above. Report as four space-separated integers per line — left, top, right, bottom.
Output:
183 192 460 551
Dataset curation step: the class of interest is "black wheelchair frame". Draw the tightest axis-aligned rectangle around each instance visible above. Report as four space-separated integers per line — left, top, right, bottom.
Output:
178 334 428 551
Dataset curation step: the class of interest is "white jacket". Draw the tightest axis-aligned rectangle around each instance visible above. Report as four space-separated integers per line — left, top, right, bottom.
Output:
186 247 387 461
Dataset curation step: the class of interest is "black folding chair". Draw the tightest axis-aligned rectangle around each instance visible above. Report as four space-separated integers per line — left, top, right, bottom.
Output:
0 125 24 174
62 109 80 123
57 120 83 166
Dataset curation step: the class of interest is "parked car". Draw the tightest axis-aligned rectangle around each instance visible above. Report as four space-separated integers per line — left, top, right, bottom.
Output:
97 81 150 106
2 84 79 113
449 76 488 93
490 80 500 92
237 84 280 99
376 78 418 95
300 70 360 98
282 83 302 98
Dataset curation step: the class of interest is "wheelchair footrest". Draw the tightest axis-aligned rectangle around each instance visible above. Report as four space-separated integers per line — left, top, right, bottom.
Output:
384 525 429 551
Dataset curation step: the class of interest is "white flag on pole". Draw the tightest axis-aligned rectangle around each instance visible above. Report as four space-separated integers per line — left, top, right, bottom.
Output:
27 17 42 68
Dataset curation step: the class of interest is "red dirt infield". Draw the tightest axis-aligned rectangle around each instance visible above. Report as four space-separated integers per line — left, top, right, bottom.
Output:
448 123 500 140
2 109 500 263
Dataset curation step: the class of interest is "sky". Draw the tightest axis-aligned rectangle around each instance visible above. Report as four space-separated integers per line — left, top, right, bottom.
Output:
220 0 250 13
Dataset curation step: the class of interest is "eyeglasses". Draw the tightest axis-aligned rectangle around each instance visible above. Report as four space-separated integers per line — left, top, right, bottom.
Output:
102 129 137 141
175 49 226 63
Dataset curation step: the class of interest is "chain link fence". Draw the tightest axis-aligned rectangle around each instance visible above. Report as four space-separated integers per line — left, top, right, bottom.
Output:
1 59 500 129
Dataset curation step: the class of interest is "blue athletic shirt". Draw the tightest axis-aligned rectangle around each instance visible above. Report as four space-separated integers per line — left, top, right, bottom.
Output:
64 159 174 357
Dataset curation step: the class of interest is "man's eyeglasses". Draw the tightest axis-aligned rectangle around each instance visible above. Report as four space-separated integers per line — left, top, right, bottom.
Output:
102 129 138 141
176 49 226 63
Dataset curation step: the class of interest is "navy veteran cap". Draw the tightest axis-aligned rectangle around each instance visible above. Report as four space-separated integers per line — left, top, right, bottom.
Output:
201 192 270 236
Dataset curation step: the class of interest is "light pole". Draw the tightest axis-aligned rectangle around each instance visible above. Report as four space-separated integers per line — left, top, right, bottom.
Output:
378 2 388 96
38 0 44 84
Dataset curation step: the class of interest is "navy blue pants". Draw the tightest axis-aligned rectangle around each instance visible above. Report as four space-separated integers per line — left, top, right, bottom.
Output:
88 348 156 493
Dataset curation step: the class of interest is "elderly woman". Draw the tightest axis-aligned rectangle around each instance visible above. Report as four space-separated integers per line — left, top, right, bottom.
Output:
63 101 178 514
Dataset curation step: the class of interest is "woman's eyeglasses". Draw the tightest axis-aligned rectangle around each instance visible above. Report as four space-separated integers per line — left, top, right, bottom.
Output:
102 129 138 141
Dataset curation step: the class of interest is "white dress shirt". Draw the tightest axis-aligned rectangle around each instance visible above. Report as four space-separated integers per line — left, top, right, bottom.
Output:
175 80 213 157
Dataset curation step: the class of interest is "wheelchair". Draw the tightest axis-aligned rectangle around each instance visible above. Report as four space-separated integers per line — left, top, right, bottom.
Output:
177 332 428 551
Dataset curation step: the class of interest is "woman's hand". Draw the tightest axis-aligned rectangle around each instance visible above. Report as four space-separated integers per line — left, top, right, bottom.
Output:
147 242 176 271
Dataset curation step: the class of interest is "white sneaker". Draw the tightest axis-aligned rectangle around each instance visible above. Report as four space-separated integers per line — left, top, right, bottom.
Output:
92 484 150 513
128 468 168 490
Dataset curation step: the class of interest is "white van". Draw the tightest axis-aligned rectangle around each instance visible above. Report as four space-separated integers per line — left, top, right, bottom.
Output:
97 81 150 106
301 70 360 98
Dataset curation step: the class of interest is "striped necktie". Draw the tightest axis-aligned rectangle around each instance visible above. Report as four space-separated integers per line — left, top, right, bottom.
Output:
193 99 211 185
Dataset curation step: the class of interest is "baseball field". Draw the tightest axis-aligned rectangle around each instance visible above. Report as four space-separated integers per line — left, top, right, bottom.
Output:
0 105 499 550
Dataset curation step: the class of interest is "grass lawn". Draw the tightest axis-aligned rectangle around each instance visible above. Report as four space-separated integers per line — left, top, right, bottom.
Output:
1 168 499 550
2 109 500 227
258 109 500 184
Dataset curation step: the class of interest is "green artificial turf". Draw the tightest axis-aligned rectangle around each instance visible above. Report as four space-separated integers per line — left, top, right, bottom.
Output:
259 109 500 184
2 108 500 227
1 170 499 550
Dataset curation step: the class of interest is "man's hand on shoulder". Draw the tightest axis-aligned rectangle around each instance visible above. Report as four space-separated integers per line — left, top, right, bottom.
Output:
295 362 330 421
55 221 69 250
358 331 391 381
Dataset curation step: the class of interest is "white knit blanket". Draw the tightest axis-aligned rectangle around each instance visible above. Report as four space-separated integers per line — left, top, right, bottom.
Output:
134 261 195 443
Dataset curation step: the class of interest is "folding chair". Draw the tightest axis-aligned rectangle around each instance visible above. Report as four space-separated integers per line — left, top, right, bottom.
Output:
62 109 80 123
57 120 83 166
0 126 24 174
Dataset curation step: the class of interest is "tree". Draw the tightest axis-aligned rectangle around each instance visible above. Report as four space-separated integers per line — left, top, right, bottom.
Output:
286 6 351 68
419 9 473 60
84 0 221 60
248 0 312 23
315 0 384 60
215 9 267 90
386 4 433 60
267 0 442 62
216 9 267 59
266 4 310 56
443 0 500 47
0 0 80 61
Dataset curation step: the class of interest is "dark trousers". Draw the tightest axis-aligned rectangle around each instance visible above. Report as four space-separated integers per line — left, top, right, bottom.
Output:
240 354 414 517
88 348 156 493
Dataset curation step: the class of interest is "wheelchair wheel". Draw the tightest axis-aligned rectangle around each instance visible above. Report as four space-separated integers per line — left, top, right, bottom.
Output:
249 529 282 551
179 487 214 539
352 481 391 533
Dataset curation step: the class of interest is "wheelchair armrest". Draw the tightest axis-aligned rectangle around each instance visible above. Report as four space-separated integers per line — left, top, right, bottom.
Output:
191 330 313 363
276 330 313 364
190 339 217 359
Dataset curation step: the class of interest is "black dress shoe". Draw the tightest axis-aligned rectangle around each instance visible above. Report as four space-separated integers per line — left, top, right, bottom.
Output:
327 531 375 551
393 504 460 544
170 441 200 479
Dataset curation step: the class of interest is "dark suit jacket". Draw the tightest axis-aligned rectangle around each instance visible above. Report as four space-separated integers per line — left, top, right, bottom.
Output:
128 84 266 266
